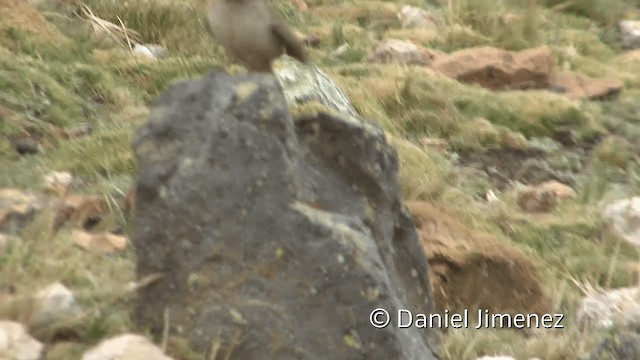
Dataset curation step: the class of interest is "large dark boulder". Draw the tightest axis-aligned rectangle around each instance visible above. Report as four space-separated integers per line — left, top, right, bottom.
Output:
131 70 440 359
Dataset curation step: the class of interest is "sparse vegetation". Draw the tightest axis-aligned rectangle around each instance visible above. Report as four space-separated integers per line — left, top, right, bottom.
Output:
2 0 640 358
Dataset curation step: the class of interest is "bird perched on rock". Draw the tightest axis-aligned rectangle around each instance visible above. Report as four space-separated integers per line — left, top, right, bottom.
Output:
205 0 308 73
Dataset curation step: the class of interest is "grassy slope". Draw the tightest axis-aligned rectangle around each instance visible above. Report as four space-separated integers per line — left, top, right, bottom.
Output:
2 0 640 358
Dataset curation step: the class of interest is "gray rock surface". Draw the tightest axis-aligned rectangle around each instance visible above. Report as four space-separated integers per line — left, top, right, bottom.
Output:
31 282 81 330
275 57 359 117
131 70 440 359
587 331 640 360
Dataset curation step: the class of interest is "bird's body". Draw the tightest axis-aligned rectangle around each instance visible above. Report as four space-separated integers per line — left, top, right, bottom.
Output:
205 0 308 73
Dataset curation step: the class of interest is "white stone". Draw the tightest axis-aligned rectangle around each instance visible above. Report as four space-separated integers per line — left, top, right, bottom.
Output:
333 43 350 57
44 171 73 193
486 189 499 203
398 5 440 30
0 321 43 360
602 197 640 247
133 44 168 60
366 39 436 66
577 286 640 330
81 334 174 360
620 20 640 49
32 282 81 326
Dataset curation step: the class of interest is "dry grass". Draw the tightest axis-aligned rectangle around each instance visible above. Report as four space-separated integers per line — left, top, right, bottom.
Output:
0 209 135 344
79 4 142 50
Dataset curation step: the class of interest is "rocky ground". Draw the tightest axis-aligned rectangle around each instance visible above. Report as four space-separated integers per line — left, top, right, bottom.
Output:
3 0 640 359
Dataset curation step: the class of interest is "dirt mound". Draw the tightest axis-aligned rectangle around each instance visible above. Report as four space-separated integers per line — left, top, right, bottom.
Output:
0 0 69 49
407 201 552 317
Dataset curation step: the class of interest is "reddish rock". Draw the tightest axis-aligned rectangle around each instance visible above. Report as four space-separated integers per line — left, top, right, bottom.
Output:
431 46 556 90
550 71 623 100
72 230 128 254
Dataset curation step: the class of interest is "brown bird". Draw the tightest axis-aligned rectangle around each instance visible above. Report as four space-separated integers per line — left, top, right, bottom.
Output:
205 0 308 73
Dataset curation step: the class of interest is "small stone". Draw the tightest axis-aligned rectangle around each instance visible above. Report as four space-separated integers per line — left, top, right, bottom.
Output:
72 230 128 254
587 332 640 360
577 287 640 330
44 171 74 195
32 282 81 328
81 334 174 360
0 321 43 360
398 5 441 30
602 197 640 247
620 20 640 50
54 194 108 231
133 44 168 60
366 39 442 66
14 138 38 155
486 190 499 203
333 43 350 57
